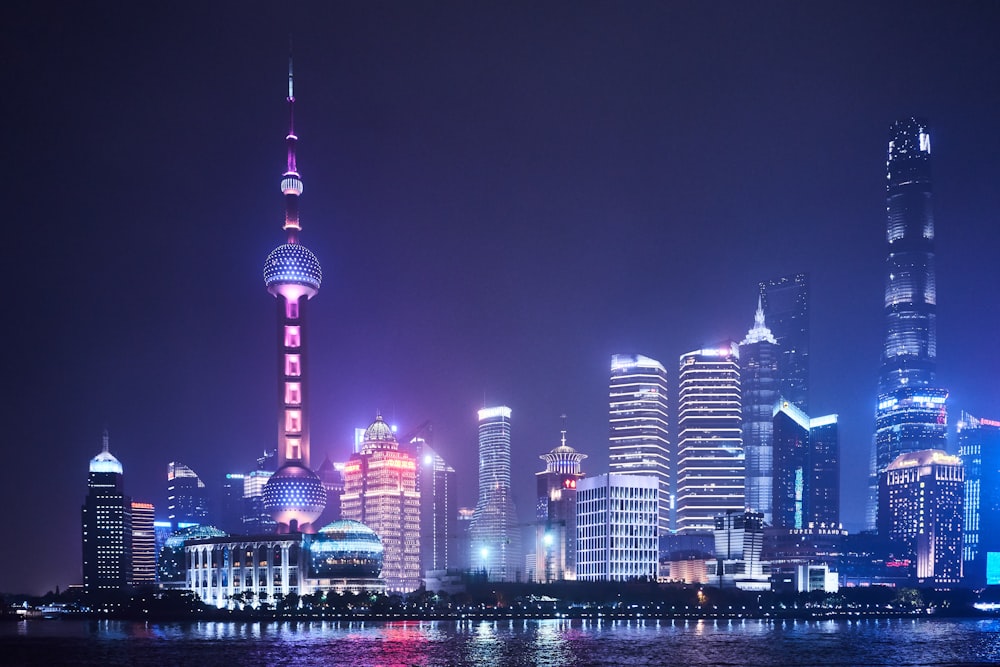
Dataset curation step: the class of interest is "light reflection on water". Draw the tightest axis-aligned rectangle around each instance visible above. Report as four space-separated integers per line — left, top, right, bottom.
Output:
3 618 1000 666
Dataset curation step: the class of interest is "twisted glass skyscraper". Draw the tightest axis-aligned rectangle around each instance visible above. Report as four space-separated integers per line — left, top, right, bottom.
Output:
867 118 948 530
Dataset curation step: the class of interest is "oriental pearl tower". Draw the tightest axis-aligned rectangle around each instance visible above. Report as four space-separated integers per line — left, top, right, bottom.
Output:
261 58 327 533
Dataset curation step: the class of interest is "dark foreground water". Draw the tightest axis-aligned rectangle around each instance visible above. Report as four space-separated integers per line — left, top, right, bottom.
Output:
3 617 1000 666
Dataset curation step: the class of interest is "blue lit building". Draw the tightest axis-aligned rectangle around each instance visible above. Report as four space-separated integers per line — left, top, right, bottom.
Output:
470 406 522 581
868 118 949 531
609 354 671 534
739 299 779 525
958 412 1000 585
676 344 743 534
758 273 810 412
772 401 840 530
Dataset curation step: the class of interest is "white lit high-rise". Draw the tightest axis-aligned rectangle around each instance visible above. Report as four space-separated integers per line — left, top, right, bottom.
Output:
676 343 744 534
609 354 670 534
470 406 522 581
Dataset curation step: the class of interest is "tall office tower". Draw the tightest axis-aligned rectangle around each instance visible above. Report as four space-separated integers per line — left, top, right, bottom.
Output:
166 462 209 529
401 436 457 574
261 58 327 533
241 469 275 534
315 456 344 526
341 415 421 592
879 450 963 585
218 473 246 534
676 344 744 534
958 412 1000 585
808 414 840 527
470 406 522 581
772 401 841 529
609 355 670 534
576 474 659 581
739 300 779 524
709 509 767 589
758 274 810 412
82 430 132 594
534 427 587 582
130 501 156 585
868 118 949 531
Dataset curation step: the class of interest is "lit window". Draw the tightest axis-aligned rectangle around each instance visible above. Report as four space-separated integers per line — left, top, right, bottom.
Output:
285 354 301 377
285 382 302 406
285 410 302 434
286 300 299 320
284 326 301 348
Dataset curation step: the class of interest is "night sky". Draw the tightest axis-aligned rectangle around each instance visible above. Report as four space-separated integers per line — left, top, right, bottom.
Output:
4 2 1000 596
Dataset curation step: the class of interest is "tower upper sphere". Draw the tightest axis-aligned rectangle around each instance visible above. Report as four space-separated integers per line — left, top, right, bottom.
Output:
264 242 322 294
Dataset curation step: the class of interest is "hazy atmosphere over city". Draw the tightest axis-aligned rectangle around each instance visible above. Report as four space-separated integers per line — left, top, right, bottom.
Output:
4 1 1000 595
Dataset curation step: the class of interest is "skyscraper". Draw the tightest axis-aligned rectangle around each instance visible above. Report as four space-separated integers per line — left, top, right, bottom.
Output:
758 273 810 412
957 412 1000 585
576 474 658 581
130 501 156 585
340 415 422 592
260 58 327 533
401 434 457 575
676 344 744 534
879 450 963 585
772 401 841 530
470 406 522 581
166 462 209 530
82 430 132 594
739 299 779 524
535 426 587 582
609 354 670 534
868 118 949 531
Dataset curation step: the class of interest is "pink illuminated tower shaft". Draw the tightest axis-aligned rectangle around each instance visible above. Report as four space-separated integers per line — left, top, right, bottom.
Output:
262 57 326 533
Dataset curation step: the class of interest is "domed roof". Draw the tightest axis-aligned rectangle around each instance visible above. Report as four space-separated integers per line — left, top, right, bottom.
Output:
364 415 397 445
262 461 327 527
308 519 383 579
264 243 322 292
164 525 228 549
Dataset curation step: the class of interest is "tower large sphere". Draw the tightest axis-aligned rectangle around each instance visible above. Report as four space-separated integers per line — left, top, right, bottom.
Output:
262 461 327 531
264 243 322 295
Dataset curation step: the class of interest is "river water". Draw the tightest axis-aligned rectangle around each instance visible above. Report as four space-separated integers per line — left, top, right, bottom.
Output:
4 617 1000 666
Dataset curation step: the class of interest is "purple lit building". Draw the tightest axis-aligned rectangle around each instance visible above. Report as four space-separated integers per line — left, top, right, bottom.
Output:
260 60 327 533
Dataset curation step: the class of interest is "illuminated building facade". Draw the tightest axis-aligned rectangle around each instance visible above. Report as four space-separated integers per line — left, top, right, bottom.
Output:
879 449 963 585
261 59 327 532
758 273 810 412
868 118 949 531
315 456 345 527
609 354 670 534
166 462 209 530
534 427 586 582
470 406 522 581
576 474 658 581
82 430 132 594
401 435 457 574
958 412 1000 585
676 344 744 534
739 299 779 524
131 501 156 585
184 520 385 607
772 401 840 529
340 415 421 592
708 510 769 590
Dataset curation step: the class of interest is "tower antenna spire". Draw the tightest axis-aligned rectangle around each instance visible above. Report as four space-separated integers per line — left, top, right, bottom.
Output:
280 45 303 242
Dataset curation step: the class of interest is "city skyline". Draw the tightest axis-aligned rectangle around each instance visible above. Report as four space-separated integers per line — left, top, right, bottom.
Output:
5 2 1000 595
